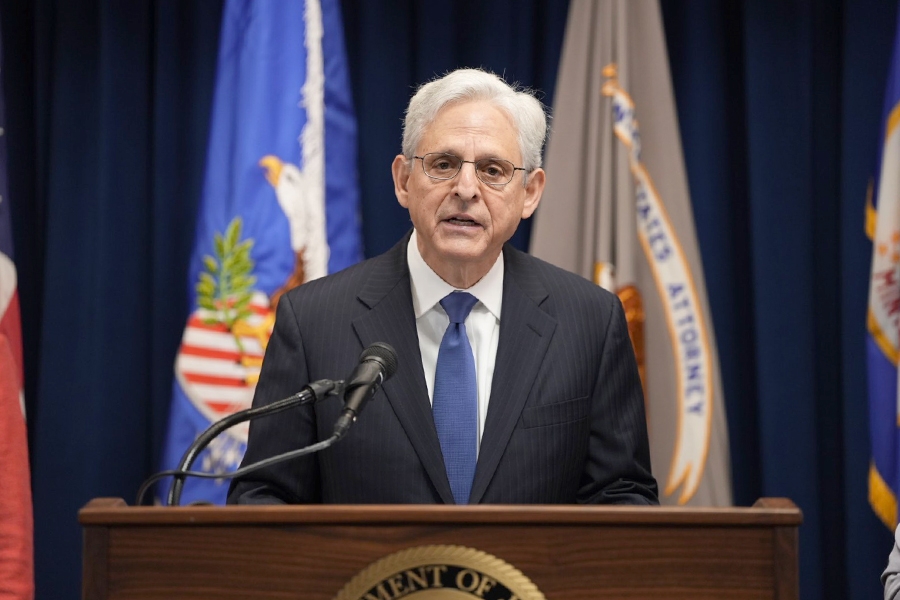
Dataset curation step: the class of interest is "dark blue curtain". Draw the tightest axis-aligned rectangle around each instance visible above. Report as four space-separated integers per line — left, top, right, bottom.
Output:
3 0 896 598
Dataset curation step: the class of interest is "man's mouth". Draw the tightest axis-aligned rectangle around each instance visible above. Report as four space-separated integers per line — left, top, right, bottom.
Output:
444 216 480 226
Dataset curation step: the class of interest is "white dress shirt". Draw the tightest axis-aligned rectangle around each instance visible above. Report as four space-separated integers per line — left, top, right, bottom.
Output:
407 230 503 453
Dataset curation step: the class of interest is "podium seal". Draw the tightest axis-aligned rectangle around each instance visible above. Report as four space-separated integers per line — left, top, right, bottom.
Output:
333 545 546 600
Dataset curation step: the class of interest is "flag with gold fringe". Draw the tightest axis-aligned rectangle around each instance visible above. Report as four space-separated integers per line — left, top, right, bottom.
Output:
866 5 900 531
159 0 361 505
531 0 732 506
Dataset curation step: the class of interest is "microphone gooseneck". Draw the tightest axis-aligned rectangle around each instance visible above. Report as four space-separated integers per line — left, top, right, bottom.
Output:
161 378 342 506
137 343 400 507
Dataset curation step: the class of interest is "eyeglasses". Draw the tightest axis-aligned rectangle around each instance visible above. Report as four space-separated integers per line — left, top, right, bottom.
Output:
412 153 528 187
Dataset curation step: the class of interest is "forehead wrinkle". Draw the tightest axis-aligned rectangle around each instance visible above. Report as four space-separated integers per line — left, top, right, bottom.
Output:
417 101 521 163
424 136 515 163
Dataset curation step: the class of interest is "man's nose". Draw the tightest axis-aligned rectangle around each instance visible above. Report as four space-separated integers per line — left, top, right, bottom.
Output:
453 161 480 198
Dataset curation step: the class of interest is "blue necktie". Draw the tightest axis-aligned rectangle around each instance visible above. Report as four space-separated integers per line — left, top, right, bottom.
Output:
433 291 479 505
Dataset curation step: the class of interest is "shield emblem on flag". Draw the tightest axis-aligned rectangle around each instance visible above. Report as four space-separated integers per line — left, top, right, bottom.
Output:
174 291 274 443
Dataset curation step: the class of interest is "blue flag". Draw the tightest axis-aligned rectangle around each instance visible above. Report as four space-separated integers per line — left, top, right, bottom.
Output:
867 6 900 530
160 0 362 505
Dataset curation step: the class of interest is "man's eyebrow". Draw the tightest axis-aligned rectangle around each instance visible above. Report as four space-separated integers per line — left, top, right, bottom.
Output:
424 149 513 161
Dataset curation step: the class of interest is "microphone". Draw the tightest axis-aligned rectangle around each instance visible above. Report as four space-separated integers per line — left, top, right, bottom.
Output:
332 342 398 439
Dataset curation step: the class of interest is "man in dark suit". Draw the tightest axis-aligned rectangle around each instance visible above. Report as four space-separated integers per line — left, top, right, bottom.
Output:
228 68 658 505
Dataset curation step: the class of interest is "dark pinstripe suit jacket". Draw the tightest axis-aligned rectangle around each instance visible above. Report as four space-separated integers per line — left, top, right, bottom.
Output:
228 234 658 505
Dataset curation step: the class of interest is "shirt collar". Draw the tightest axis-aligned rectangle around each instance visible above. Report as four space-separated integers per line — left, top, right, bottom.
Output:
407 229 504 320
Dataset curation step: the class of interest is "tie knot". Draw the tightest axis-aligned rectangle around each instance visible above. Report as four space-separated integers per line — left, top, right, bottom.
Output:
440 292 478 324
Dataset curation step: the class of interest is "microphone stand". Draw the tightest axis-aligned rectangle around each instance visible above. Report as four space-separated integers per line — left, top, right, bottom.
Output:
158 378 343 507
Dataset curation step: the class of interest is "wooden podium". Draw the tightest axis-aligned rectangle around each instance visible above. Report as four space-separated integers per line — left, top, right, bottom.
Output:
79 497 801 600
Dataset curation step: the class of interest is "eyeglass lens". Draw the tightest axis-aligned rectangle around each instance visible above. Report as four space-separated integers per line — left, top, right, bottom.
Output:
421 153 515 185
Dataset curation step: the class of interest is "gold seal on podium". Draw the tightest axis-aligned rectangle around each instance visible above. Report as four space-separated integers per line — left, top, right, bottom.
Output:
333 545 546 600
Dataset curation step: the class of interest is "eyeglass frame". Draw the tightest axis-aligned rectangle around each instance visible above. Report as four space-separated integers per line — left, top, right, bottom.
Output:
411 152 530 187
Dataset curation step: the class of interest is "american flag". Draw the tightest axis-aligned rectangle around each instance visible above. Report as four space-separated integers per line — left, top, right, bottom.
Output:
0 54 34 594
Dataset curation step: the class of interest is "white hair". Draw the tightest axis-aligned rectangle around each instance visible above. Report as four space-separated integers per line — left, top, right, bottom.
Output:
401 68 548 171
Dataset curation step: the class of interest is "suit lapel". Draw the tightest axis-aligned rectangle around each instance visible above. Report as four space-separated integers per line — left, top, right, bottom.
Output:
469 247 557 504
351 236 455 504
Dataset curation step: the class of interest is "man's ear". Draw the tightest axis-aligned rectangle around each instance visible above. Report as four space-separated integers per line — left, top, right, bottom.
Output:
392 155 411 208
520 168 546 219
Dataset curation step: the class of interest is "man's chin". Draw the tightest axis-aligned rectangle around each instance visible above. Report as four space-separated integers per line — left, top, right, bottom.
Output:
421 238 498 270
434 238 488 260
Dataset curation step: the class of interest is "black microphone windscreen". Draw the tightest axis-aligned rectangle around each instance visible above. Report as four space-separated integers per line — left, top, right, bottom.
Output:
360 342 399 379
